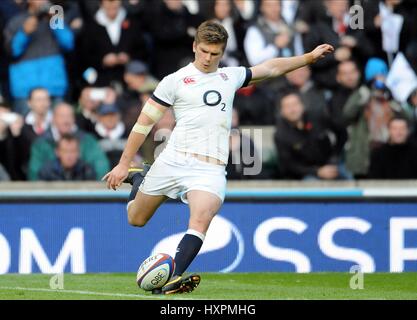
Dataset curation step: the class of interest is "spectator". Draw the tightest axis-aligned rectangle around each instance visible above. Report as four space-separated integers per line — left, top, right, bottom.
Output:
210 0 248 67
274 91 350 180
0 104 25 180
244 0 295 67
119 60 159 112
79 0 149 87
244 0 300 95
150 0 204 79
4 0 74 114
226 108 262 179
343 58 408 178
280 0 312 56
284 65 328 121
56 0 84 100
304 0 373 89
75 86 117 135
16 88 53 174
38 133 96 181
328 60 362 128
20 88 52 142
77 0 153 23
28 102 110 180
295 0 328 26
363 0 414 65
404 88 417 140
0 0 25 24
369 117 417 179
233 0 256 21
93 103 128 168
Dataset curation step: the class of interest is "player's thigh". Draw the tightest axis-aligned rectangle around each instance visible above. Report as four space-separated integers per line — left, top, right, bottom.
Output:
186 190 223 234
127 191 168 226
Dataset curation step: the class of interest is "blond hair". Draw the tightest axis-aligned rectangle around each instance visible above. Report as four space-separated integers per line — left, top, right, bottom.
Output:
195 20 228 49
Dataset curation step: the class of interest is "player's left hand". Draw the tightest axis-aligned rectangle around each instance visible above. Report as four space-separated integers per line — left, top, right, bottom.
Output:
310 44 335 63
102 163 129 190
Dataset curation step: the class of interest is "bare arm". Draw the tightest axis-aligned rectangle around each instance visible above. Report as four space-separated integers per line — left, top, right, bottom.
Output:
102 98 168 190
249 44 334 84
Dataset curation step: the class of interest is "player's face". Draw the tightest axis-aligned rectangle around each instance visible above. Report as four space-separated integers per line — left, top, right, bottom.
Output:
193 41 224 73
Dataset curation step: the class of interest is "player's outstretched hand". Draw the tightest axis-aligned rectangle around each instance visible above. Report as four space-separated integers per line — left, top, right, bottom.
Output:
102 163 129 190
310 44 334 63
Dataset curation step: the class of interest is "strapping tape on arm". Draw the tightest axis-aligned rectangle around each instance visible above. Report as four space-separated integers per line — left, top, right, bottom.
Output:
142 102 164 122
132 123 153 136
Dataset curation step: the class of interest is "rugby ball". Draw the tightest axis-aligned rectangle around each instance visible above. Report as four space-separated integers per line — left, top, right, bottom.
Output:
136 253 175 291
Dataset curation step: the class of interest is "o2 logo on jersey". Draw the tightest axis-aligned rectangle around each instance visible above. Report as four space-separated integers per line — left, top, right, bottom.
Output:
203 90 226 111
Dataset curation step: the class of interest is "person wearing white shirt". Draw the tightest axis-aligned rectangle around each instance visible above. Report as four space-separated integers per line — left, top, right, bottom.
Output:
103 20 333 295
244 0 295 66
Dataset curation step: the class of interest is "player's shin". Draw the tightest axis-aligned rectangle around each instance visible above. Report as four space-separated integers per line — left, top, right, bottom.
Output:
173 229 205 276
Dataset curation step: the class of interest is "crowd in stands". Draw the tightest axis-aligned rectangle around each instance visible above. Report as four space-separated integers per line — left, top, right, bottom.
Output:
1 0 417 182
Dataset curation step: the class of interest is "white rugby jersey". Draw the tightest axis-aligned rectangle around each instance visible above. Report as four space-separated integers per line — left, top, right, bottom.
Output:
151 63 252 164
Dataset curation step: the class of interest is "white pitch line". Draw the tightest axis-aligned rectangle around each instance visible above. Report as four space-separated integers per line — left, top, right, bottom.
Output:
0 286 193 300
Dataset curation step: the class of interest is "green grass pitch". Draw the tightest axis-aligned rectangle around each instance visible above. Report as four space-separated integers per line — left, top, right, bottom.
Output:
0 273 416 300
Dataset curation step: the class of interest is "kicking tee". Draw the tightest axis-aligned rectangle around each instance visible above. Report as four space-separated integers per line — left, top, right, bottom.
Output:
151 63 252 164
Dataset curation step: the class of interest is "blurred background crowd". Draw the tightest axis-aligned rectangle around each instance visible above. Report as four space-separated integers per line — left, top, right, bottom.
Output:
1 0 417 182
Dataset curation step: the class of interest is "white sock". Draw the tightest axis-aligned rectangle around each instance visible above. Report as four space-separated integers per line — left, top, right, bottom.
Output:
186 229 206 242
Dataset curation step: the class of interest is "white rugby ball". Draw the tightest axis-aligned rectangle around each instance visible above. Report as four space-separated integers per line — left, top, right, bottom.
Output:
136 253 175 291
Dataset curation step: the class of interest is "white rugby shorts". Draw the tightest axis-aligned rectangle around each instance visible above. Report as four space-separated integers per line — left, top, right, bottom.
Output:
139 147 227 203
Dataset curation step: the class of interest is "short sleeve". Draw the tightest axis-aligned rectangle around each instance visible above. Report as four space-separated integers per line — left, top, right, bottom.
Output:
151 74 175 107
231 67 252 90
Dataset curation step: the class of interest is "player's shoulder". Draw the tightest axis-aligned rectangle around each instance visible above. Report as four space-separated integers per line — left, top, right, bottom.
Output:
218 66 247 74
218 66 249 81
218 66 251 86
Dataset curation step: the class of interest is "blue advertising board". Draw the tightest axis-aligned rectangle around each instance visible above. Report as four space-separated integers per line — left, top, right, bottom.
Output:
0 202 417 273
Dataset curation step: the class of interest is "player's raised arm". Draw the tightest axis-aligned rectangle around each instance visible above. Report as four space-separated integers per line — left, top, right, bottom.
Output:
102 98 168 190
249 44 334 84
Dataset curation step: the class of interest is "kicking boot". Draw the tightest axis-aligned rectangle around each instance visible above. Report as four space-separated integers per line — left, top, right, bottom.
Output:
124 163 151 185
161 274 201 295
151 288 163 295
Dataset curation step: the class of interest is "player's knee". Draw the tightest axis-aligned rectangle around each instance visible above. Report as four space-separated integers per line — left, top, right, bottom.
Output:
128 217 148 227
127 213 148 227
